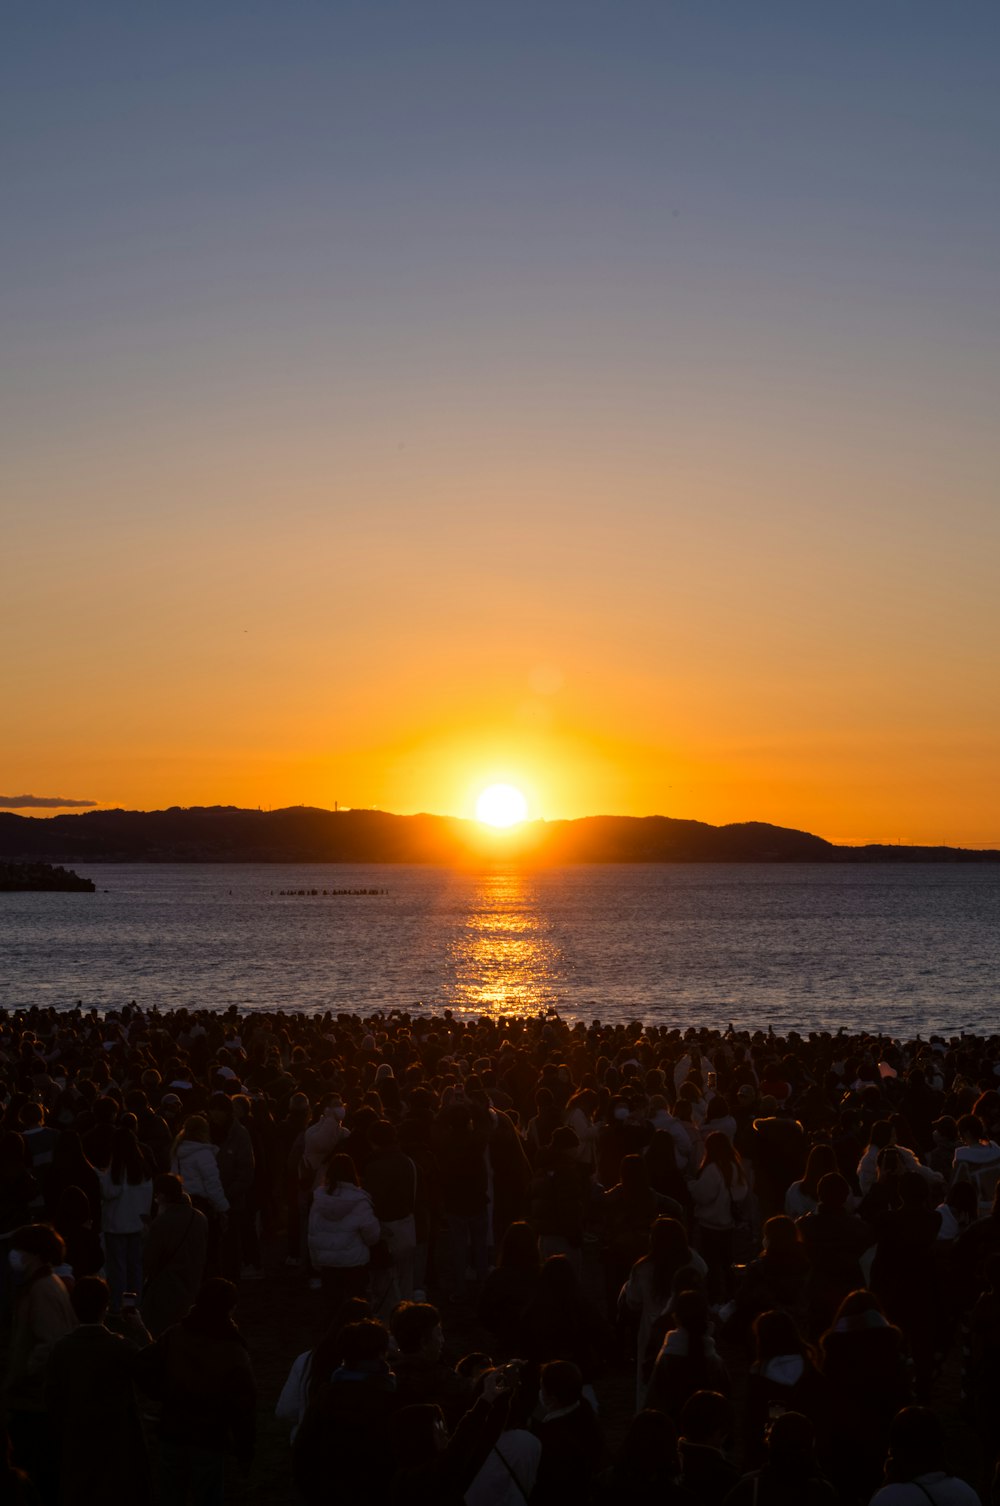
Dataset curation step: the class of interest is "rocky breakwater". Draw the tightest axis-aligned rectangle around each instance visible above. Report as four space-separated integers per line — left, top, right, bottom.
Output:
0 860 95 893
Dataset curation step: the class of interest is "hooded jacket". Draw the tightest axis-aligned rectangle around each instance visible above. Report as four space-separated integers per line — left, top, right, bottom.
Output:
307 1182 380 1269
172 1140 229 1215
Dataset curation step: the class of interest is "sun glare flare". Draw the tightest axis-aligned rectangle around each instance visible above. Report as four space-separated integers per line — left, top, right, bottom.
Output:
475 783 528 828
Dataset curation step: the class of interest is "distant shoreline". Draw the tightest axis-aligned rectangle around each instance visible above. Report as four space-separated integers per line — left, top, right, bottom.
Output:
2 805 998 867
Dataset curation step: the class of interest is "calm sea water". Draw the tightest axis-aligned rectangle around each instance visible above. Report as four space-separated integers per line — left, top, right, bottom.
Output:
1 863 998 1037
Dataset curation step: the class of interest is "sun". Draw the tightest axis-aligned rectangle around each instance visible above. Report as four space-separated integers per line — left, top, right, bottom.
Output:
475 783 528 828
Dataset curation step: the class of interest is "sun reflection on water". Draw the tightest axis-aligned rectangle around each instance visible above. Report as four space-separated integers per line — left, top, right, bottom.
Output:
446 870 562 1016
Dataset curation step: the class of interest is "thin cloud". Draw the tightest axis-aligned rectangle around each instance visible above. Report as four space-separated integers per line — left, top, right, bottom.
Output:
0 794 98 809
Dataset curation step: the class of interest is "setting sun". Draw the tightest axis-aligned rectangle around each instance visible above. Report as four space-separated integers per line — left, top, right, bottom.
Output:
475 783 528 828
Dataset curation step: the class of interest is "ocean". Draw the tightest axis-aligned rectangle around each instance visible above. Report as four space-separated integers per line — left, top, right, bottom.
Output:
1 862 998 1037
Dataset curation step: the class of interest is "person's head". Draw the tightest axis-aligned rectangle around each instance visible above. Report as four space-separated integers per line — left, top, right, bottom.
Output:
679 1389 734 1448
153 1172 187 1208
109 1126 146 1185
207 1093 233 1129
549 1126 579 1156
932 1115 957 1145
885 1406 947 1481
701 1130 738 1171
958 1113 987 1146
705 1096 730 1123
538 1359 583 1414
816 1171 850 1210
870 1120 895 1151
72 1276 111 1325
673 1287 710 1345
765 1411 816 1473
761 1215 801 1258
185 1278 239 1338
325 1153 358 1190
497 1221 539 1272
8 1222 64 1277
825 1288 890 1341
340 1318 390 1370
54 1185 90 1230
180 1114 209 1144
391 1302 444 1361
801 1143 837 1196
369 1119 398 1150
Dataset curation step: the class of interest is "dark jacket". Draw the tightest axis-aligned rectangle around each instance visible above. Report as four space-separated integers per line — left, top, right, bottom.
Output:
363 1148 417 1223
215 1121 255 1208
140 1199 208 1337
293 1366 397 1505
134 1318 255 1460
46 1325 151 1506
531 1399 605 1506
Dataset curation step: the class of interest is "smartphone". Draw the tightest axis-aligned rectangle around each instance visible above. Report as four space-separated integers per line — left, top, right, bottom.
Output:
122 1291 138 1313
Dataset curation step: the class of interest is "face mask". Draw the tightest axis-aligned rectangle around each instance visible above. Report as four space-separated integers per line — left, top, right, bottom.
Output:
613 1107 629 1122
8 1250 29 1275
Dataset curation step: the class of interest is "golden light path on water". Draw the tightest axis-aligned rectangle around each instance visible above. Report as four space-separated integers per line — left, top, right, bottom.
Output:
447 871 562 1017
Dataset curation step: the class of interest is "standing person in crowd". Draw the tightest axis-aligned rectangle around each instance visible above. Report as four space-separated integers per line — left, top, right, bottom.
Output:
690 1131 749 1302
819 1288 911 1500
724 1410 837 1506
563 1089 600 1174
307 1152 379 1312
646 1287 730 1420
870 1406 982 1506
97 1127 153 1315
363 1118 418 1314
134 1278 255 1505
207 1094 255 1281
46 1276 151 1506
530 1360 605 1506
434 1101 491 1308
170 1114 229 1275
625 1217 706 1408
478 1220 541 1352
4 1223 78 1501
140 1173 208 1338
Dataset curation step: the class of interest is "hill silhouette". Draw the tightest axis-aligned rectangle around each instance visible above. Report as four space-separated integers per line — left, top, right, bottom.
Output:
0 806 996 865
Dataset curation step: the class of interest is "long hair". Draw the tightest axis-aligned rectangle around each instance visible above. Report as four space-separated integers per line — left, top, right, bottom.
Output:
324 1152 358 1191
800 1143 837 1201
170 1114 208 1166
700 1130 744 1189
109 1127 148 1187
644 1217 691 1302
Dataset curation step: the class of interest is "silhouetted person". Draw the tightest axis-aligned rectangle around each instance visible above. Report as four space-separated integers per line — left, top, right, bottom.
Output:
45 1276 151 1505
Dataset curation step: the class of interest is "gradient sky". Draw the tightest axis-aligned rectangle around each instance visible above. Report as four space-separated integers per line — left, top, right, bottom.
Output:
4 2 999 845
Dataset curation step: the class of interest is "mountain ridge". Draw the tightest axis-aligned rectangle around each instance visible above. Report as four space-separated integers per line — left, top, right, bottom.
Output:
0 807 996 865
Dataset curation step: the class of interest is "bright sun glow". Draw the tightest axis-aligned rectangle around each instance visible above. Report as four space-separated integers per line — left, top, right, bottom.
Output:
475 783 528 827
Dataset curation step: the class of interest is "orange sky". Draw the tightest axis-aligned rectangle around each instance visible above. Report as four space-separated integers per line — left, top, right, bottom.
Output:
5 6 999 848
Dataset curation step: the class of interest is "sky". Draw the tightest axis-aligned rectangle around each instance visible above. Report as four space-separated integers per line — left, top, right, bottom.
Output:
3 2 999 845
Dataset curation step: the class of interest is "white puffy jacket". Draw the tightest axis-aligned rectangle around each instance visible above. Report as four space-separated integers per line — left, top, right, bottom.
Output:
172 1139 230 1214
99 1172 154 1234
308 1183 380 1269
691 1161 748 1231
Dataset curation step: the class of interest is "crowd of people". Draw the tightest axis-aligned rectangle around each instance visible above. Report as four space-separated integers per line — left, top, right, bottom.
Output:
2 1001 1000 1504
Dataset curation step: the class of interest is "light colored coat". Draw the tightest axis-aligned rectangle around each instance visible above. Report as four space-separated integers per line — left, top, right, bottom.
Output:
307 1182 380 1269
690 1161 748 1231
99 1172 154 1234
171 1139 229 1214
